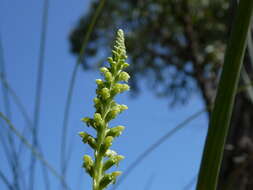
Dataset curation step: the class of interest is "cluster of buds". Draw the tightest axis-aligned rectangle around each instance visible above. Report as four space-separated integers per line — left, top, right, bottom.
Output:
79 29 130 190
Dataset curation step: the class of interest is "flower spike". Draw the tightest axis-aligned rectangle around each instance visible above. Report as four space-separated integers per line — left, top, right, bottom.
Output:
79 29 129 190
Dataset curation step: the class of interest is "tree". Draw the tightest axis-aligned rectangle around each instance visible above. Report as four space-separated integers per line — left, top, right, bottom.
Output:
69 0 253 189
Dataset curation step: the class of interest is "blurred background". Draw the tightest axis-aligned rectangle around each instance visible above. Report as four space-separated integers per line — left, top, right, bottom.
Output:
1 0 252 190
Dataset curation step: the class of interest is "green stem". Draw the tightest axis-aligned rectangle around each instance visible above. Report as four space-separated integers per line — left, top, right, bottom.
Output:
196 1 253 190
82 29 128 190
93 91 113 190
93 125 106 190
93 149 103 190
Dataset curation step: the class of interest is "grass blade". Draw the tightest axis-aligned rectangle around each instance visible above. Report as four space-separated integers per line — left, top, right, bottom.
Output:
29 0 50 189
0 74 53 190
0 169 14 190
0 111 72 190
196 1 253 189
60 0 106 185
0 33 21 190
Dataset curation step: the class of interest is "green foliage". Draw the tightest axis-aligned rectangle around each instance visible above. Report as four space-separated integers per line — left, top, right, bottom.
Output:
79 29 129 190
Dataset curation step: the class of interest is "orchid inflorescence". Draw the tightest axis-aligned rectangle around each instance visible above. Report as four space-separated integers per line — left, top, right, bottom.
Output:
79 29 130 190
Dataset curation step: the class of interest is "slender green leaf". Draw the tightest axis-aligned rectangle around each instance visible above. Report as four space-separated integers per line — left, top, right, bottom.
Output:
196 1 253 189
60 0 106 180
0 112 72 190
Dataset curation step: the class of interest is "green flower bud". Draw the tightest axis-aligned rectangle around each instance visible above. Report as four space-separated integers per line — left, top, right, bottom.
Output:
119 71 130 82
99 174 113 189
100 136 114 154
119 104 128 112
93 97 100 105
87 136 97 149
94 113 103 130
81 117 90 123
106 108 120 121
94 113 102 123
107 57 113 64
103 155 124 171
111 83 121 95
111 83 130 95
111 171 122 183
99 171 122 189
93 97 101 110
96 79 104 89
104 71 113 82
104 136 113 149
100 67 109 74
114 155 125 166
122 62 129 69
96 79 103 85
108 60 117 68
103 159 115 172
105 149 117 158
81 117 96 128
79 131 89 139
120 84 130 92
83 155 94 177
110 100 117 107
100 87 110 99
79 132 97 149
112 171 122 178
83 154 93 162
120 54 127 60
106 126 125 138
112 50 120 58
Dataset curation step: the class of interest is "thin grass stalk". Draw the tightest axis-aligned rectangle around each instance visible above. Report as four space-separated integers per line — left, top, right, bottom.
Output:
0 34 21 190
0 74 53 190
0 170 14 190
29 0 50 189
196 1 253 189
0 75 32 131
0 111 72 190
0 120 21 189
0 38 12 120
0 126 16 179
60 0 106 185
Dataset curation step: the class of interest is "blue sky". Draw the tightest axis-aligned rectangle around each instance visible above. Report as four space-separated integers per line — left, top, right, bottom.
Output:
0 0 208 190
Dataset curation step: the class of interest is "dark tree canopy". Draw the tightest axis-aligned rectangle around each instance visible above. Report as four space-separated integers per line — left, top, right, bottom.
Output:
70 0 229 106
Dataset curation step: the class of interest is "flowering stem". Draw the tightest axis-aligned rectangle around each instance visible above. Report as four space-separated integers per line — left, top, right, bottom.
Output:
80 29 129 190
